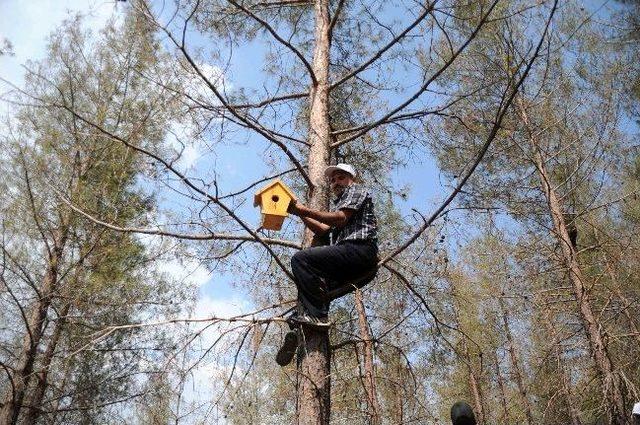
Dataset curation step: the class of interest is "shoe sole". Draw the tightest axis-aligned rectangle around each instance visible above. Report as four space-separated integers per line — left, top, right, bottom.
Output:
290 316 331 329
275 330 298 366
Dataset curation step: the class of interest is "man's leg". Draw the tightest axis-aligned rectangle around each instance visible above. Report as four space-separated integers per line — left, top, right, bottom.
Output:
291 242 377 318
325 241 378 297
279 242 376 365
290 246 336 319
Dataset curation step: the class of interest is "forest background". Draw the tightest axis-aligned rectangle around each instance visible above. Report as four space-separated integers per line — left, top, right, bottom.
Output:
0 0 639 424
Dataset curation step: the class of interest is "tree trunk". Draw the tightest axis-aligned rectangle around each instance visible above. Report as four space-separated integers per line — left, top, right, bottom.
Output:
451 296 486 425
540 302 582 425
354 289 381 424
22 302 71 424
494 352 510 425
497 297 534 425
462 337 486 425
296 0 332 423
517 99 628 424
0 245 64 425
391 350 405 425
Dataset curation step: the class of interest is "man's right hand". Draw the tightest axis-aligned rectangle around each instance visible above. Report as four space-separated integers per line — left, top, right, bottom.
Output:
288 199 301 216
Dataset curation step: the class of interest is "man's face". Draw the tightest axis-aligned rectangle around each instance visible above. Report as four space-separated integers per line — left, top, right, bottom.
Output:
329 170 354 196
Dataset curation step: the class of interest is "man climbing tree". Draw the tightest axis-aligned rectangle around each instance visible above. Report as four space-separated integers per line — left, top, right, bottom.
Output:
276 163 378 366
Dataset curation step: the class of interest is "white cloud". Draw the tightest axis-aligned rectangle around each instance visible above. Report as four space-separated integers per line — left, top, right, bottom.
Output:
159 258 212 289
184 62 227 104
0 0 121 120
181 145 200 168
167 120 202 170
193 292 251 318
0 0 118 85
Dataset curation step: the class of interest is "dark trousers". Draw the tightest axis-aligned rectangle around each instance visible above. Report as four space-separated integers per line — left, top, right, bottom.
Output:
291 240 378 317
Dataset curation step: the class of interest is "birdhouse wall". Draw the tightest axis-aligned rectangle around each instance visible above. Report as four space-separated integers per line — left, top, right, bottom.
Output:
262 214 285 231
254 179 296 232
259 187 290 216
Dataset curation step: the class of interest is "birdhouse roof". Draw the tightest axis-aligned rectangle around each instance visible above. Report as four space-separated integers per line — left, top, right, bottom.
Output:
253 179 297 207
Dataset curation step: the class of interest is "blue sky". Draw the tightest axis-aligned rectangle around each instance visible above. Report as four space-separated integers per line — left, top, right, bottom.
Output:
2 0 630 302
3 1 635 421
0 0 507 317
137 0 448 306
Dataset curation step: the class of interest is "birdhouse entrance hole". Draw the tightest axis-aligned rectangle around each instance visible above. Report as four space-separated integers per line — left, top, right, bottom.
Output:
272 195 280 202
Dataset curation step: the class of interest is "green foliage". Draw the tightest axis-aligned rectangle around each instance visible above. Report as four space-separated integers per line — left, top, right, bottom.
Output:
0 9 192 423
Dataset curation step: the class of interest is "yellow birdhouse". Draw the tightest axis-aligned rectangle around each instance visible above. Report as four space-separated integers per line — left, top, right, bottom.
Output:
253 179 297 231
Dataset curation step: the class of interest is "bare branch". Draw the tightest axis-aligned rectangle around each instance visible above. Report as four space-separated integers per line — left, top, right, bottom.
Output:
330 86 486 136
378 0 559 266
332 0 500 148
48 185 301 249
251 0 312 9
330 0 438 90
225 0 317 84
219 167 297 199
226 91 307 110
328 0 345 40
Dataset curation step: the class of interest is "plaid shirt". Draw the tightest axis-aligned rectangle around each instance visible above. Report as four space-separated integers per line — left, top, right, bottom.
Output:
329 184 378 245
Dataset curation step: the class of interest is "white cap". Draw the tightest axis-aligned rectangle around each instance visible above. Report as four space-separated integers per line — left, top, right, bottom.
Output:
633 402 640 416
324 163 356 179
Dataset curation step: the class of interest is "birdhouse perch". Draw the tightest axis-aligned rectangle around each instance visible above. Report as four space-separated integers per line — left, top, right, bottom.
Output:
253 180 297 231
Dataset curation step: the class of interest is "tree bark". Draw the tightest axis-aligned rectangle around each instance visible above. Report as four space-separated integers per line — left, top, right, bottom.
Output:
354 289 381 424
296 0 332 423
451 293 486 425
391 351 405 425
517 99 628 424
22 302 71 424
0 238 65 425
462 337 486 425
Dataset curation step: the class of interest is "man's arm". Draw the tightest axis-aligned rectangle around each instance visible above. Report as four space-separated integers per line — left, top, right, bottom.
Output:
299 216 331 235
289 201 354 233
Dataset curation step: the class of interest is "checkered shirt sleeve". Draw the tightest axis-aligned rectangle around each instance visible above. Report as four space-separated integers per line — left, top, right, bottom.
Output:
330 184 378 244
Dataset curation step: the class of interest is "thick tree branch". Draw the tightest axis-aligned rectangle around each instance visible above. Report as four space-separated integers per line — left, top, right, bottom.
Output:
226 91 307 110
48 186 301 249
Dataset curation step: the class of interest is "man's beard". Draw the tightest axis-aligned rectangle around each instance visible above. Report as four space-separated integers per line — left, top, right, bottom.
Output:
332 185 346 196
